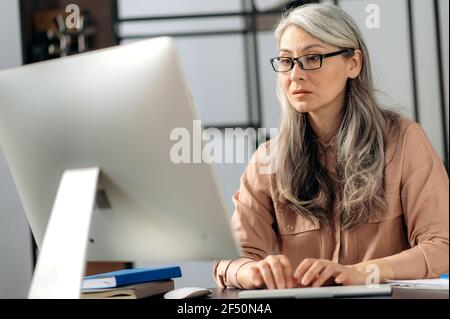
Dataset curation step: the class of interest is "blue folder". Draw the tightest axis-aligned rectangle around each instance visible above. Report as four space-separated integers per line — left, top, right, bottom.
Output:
82 266 182 289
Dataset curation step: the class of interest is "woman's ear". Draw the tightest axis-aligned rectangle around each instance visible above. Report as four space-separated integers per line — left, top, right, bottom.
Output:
347 49 362 79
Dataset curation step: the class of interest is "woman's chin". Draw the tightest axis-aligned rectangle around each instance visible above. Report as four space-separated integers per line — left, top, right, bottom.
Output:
292 103 313 113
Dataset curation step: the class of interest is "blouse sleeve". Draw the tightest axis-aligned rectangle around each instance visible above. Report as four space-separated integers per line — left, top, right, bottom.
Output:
213 143 277 288
382 123 449 279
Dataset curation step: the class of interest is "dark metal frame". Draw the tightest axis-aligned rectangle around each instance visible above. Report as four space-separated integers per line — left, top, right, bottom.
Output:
18 0 28 65
111 0 120 45
407 0 420 123
433 0 449 171
270 48 355 72
114 0 448 160
334 0 448 172
113 0 289 130
19 0 39 270
406 0 448 171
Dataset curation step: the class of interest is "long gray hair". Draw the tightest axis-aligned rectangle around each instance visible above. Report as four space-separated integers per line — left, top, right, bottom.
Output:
274 3 401 230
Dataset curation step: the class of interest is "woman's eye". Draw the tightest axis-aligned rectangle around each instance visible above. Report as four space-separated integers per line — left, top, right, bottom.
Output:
306 55 320 61
279 58 292 65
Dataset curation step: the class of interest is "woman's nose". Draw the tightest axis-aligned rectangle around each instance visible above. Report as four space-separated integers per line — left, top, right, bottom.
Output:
289 61 306 81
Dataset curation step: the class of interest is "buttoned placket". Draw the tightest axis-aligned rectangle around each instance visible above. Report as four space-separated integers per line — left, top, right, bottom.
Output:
319 139 341 263
331 210 341 263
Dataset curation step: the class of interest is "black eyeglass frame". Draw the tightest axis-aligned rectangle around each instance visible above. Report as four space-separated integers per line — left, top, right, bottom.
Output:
270 48 355 72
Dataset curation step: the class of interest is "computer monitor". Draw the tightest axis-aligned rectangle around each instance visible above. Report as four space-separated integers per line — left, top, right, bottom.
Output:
0 37 240 298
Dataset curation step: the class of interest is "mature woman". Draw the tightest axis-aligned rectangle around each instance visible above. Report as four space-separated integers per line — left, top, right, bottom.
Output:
213 4 448 289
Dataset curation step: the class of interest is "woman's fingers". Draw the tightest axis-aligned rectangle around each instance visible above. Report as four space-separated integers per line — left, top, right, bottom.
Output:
251 255 295 289
334 272 349 285
278 255 295 288
266 256 286 289
258 261 276 289
311 264 339 287
250 257 363 289
293 258 317 284
300 260 328 286
249 266 264 288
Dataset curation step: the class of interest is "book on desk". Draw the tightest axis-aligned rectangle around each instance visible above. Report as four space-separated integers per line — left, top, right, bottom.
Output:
81 279 175 299
81 266 182 299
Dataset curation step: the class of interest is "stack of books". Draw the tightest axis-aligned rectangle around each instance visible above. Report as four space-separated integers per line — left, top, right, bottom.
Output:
81 266 182 299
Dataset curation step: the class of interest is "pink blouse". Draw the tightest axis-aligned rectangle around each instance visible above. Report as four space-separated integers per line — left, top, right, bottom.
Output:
213 119 449 288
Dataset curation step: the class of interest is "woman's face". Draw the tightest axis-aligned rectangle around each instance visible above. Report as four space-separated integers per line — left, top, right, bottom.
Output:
278 25 361 117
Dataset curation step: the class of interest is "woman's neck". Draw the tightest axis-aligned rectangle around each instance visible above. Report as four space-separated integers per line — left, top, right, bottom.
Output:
307 97 345 145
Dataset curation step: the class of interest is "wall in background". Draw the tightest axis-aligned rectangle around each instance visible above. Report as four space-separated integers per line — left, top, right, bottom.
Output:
0 0 33 298
0 0 22 70
339 0 448 169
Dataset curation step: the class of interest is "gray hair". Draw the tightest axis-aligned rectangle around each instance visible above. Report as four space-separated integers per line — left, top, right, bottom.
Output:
273 4 401 230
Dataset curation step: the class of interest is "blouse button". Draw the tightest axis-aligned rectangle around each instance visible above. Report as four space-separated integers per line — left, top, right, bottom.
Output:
286 225 294 231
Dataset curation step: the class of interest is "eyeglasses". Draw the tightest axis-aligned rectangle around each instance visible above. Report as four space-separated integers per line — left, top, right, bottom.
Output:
270 49 355 72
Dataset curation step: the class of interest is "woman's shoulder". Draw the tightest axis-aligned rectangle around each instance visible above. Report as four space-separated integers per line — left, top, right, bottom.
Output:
396 117 432 147
248 139 278 176
398 117 421 133
385 115 422 146
386 116 441 167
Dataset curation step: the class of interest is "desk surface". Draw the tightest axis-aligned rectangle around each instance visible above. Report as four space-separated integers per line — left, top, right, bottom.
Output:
207 287 449 299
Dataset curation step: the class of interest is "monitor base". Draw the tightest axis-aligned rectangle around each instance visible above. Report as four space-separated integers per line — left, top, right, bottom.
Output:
28 167 100 299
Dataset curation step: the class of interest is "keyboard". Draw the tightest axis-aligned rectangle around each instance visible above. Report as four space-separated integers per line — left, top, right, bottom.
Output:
238 284 392 299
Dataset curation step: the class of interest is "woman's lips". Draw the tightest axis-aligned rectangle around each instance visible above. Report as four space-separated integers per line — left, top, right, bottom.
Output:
292 90 312 97
292 89 312 95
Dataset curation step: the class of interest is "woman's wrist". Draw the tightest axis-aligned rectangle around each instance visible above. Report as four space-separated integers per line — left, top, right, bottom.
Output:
350 258 396 284
236 260 259 289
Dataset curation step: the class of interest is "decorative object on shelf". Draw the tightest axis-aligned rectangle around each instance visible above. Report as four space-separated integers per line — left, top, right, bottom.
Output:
39 9 96 58
21 0 117 65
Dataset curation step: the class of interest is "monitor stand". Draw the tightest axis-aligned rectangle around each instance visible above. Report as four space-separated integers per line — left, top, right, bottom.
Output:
28 167 100 299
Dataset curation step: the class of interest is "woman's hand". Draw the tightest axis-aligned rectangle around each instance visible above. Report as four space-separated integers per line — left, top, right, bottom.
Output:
294 258 367 287
239 255 297 289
